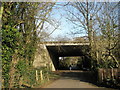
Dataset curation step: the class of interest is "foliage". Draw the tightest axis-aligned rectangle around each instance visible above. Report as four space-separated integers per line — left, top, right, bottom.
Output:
59 57 80 69
2 2 120 88
2 25 20 87
59 58 71 69
2 2 55 88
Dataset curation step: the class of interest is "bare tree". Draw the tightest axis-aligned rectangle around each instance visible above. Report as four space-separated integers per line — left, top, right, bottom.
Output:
66 2 119 68
94 2 119 68
66 2 103 68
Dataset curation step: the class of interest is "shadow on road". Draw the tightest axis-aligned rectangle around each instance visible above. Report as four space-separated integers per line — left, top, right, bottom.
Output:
55 70 119 89
60 70 97 84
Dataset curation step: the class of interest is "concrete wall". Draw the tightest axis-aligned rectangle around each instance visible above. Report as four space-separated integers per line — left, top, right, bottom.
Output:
33 44 56 71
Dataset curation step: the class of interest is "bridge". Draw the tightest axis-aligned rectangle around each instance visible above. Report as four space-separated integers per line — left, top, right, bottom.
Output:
41 41 89 46
33 42 90 71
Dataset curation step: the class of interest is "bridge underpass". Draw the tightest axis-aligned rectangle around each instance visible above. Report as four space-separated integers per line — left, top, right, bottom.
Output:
46 43 91 70
33 42 91 71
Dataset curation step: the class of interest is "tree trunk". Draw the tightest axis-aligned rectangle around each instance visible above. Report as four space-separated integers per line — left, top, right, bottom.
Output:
0 2 3 29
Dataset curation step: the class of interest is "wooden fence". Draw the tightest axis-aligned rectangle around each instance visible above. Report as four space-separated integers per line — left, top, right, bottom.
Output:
98 68 120 84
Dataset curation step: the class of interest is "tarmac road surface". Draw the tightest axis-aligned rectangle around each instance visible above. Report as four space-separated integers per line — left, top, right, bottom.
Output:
44 70 114 89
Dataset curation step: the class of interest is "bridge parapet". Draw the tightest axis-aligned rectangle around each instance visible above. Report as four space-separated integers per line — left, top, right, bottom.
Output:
39 41 89 46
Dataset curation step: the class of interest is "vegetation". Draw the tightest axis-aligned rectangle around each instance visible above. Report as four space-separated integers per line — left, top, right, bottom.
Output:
1 2 56 88
1 1 120 88
59 57 80 69
66 2 120 69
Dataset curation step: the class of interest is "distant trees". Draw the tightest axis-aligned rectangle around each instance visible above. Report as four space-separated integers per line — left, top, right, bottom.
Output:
54 35 71 42
73 36 88 42
59 57 79 69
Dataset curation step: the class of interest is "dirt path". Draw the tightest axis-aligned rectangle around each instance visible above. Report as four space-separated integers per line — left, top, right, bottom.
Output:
44 70 115 89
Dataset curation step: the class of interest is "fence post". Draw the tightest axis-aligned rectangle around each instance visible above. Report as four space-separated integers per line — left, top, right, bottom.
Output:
36 70 38 81
98 68 103 83
40 70 43 81
47 72 49 81
101 70 103 81
111 68 114 79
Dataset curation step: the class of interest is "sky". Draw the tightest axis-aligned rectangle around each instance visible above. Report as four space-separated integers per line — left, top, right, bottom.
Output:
46 2 119 41
46 2 87 40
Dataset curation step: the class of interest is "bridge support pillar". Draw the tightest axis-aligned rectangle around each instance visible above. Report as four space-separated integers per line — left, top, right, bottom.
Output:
33 44 56 71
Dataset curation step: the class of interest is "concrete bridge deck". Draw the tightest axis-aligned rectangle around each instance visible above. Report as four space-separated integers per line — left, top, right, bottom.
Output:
40 41 89 46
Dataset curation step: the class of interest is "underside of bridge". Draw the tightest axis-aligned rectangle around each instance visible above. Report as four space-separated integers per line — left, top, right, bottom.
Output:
46 45 90 70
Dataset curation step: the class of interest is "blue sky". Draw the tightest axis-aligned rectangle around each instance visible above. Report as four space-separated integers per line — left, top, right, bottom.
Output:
47 1 119 41
48 2 87 40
